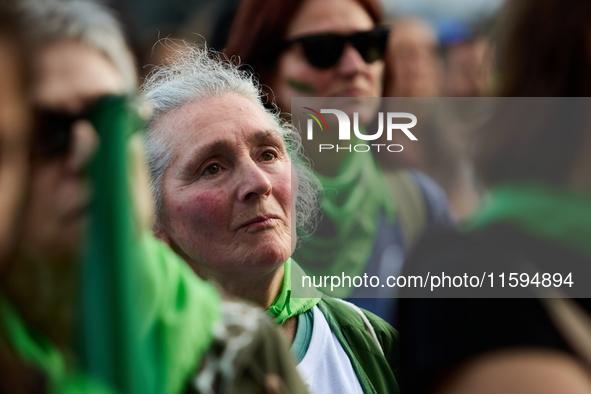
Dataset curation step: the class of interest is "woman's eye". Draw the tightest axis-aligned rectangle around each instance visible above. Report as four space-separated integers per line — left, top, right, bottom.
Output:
261 151 276 161
203 164 220 175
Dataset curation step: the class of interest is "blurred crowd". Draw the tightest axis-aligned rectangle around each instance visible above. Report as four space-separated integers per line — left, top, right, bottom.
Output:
1 0 591 393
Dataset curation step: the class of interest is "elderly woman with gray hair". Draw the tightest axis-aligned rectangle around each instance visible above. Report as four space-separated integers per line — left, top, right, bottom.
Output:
141 46 400 394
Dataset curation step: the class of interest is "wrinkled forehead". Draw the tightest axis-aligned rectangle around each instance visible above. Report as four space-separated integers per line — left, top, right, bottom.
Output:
158 93 287 159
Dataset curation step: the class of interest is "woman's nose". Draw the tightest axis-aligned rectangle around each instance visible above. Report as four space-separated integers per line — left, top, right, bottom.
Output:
237 160 273 202
336 44 367 76
66 119 99 173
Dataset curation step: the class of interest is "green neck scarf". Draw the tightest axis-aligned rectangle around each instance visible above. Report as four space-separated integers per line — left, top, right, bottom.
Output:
467 182 591 258
292 149 396 297
267 259 322 325
0 298 114 393
0 234 221 394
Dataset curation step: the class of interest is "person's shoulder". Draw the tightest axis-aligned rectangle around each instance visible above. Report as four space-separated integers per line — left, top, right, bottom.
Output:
319 298 400 392
320 298 372 325
381 168 456 247
361 307 399 342
319 298 398 355
358 305 400 367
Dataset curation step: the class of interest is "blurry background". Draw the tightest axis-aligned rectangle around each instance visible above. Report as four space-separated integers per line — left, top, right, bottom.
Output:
110 0 503 80
106 0 503 219
385 0 503 24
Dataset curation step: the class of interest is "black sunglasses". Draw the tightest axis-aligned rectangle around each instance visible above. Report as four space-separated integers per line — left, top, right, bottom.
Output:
32 106 94 159
32 95 140 159
281 26 390 69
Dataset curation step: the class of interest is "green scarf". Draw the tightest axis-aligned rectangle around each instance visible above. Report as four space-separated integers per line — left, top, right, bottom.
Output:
267 259 322 325
134 233 221 394
292 149 396 298
80 96 221 394
467 182 591 258
0 235 221 394
0 298 114 394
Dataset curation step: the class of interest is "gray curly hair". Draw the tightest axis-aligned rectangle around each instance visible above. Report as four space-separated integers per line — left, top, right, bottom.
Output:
140 44 321 238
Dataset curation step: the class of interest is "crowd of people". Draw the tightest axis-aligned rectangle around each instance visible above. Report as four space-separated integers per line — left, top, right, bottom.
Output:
1 0 590 393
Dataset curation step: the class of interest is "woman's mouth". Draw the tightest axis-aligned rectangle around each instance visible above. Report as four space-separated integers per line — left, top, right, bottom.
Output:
239 214 281 232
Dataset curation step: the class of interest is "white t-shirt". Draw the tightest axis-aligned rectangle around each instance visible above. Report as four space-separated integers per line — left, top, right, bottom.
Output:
296 306 364 394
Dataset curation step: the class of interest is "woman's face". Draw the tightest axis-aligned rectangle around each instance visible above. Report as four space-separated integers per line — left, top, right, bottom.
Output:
158 93 293 279
19 40 123 265
272 0 384 122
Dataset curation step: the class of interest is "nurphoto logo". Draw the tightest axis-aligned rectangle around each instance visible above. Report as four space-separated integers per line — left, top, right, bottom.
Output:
302 107 418 153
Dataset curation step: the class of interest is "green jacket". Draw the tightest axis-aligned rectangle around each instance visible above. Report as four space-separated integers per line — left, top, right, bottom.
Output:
318 299 400 394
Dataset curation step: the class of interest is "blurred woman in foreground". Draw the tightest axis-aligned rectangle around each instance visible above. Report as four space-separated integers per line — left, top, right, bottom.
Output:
0 1 307 393
0 3 40 392
0 2 31 269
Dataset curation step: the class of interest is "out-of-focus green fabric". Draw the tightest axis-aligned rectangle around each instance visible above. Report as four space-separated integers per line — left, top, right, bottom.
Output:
78 95 221 393
1 232 221 394
467 182 591 258
135 233 222 394
0 297 115 394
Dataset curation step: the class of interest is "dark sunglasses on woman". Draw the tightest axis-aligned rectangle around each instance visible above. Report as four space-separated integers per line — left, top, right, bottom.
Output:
280 25 390 69
32 108 87 159
32 95 141 159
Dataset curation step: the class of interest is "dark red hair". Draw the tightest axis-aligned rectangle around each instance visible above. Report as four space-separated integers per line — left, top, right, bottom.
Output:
225 0 384 98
